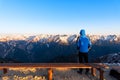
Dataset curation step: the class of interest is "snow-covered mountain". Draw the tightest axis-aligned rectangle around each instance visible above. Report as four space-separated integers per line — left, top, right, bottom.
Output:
0 34 120 43
0 34 78 44
97 52 120 63
0 34 120 63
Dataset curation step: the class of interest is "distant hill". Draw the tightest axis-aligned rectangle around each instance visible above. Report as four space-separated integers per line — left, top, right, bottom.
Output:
0 34 120 63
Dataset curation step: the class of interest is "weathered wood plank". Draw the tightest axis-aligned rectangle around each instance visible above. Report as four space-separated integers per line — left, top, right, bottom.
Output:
0 63 108 68
0 63 92 68
84 63 109 69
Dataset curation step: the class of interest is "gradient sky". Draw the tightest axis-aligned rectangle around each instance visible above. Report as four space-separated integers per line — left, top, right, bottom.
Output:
0 0 120 35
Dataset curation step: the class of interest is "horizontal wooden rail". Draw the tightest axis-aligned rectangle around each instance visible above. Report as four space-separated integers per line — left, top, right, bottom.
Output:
0 63 109 80
0 63 109 68
0 63 92 68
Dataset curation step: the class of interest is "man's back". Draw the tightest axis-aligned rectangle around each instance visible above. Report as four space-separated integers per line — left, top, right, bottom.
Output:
78 36 90 53
77 29 91 53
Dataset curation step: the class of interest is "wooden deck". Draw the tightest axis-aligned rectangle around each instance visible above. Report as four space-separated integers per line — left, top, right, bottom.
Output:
0 63 109 80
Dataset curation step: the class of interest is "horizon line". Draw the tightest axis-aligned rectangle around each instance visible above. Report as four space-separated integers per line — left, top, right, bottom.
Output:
0 33 119 36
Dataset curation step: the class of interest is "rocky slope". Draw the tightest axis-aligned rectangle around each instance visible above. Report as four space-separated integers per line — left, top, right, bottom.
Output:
97 52 120 63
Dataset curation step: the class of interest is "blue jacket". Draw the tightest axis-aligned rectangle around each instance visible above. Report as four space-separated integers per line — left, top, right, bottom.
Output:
77 29 92 53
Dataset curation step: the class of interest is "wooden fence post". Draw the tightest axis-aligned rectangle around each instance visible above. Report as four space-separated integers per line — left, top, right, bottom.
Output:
48 68 53 80
91 68 96 76
3 68 8 74
99 69 104 80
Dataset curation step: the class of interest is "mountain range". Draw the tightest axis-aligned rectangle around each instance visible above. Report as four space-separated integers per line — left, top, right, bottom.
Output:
0 34 120 63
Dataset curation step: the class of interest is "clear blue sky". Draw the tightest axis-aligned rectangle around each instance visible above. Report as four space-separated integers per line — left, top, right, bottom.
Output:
0 0 120 35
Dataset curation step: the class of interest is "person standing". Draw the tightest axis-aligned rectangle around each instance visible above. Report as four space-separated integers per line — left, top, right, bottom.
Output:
77 29 92 74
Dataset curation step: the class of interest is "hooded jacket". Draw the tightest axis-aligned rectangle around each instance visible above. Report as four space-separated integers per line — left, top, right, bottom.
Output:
77 29 92 53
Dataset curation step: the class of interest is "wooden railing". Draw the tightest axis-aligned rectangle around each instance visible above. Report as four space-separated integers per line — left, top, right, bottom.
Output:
0 63 109 80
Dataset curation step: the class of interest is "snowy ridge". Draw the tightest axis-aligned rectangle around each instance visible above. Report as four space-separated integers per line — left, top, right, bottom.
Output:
89 35 120 42
0 34 120 43
0 34 78 44
0 34 120 53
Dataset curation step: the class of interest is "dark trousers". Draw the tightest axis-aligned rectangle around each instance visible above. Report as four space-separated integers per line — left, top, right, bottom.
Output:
78 52 89 73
